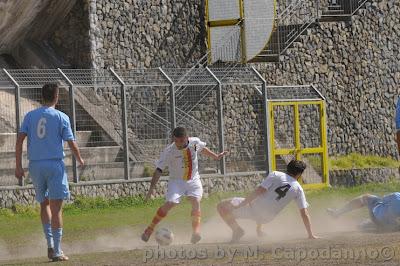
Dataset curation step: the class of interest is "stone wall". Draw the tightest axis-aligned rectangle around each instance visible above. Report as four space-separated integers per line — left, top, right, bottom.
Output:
83 0 398 159
88 0 206 69
330 167 400 187
0 172 265 208
50 0 92 68
1 168 399 208
257 0 399 158
48 0 399 162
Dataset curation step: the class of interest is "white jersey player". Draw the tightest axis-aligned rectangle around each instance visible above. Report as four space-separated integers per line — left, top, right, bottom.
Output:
142 127 227 244
217 160 319 242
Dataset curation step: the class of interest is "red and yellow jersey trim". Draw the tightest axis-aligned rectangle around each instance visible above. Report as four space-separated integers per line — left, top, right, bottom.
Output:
182 148 193 181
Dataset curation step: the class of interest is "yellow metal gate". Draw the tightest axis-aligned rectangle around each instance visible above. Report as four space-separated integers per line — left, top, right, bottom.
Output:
267 87 329 189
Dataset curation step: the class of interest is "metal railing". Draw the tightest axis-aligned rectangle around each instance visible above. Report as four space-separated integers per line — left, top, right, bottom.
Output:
0 67 267 186
254 0 320 60
321 0 369 17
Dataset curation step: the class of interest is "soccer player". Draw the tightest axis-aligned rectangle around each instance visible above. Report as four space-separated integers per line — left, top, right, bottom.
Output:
396 96 400 156
15 83 84 261
217 160 319 242
141 127 227 244
327 193 400 231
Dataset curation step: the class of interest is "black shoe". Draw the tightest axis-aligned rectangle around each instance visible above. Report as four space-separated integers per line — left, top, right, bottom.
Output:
191 233 201 244
47 248 54 260
230 227 245 243
141 228 152 242
52 251 69 262
326 208 339 218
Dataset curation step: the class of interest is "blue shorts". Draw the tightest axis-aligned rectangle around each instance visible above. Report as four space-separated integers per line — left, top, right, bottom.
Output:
365 195 383 225
29 160 70 203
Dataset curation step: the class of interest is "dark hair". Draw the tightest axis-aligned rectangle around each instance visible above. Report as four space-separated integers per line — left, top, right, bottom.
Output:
287 160 307 176
42 83 59 103
172 127 187 138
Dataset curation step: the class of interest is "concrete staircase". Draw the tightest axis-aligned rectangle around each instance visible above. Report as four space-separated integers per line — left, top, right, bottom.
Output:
320 0 368 22
0 131 128 186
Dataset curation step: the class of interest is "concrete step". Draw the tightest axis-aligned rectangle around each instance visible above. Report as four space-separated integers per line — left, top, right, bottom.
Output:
319 14 352 22
0 162 145 185
0 146 121 169
0 131 93 152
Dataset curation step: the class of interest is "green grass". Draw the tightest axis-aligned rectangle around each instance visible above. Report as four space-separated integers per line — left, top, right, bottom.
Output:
329 153 400 170
0 191 244 247
1 181 400 251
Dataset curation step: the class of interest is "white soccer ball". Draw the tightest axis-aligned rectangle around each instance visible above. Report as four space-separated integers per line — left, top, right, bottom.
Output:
155 227 174 246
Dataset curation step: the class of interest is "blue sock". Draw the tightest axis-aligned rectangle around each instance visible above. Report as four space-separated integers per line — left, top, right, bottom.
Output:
52 228 63 257
42 223 53 248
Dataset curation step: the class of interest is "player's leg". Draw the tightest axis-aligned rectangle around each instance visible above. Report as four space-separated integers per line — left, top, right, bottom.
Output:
327 194 379 217
142 201 177 242
49 199 67 261
186 179 203 244
142 179 182 242
47 160 70 261
40 198 54 259
256 223 266 237
217 199 245 242
29 161 54 259
187 196 202 244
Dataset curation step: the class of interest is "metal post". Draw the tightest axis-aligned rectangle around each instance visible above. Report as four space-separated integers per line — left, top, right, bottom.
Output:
251 67 271 173
276 16 281 57
58 68 78 183
206 67 226 175
3 69 24 186
159 67 176 131
109 68 130 180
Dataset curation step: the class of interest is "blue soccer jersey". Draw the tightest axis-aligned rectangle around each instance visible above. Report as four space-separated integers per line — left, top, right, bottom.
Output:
20 107 74 161
396 97 400 131
373 192 400 228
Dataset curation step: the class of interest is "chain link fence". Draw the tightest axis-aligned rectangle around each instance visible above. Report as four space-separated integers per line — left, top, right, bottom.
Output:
0 67 269 186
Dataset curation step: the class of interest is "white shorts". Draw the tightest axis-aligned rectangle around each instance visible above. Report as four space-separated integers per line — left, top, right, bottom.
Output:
166 178 203 204
230 197 273 224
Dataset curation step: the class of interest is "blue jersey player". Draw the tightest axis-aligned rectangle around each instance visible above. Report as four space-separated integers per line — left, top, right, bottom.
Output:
15 83 84 261
327 193 400 231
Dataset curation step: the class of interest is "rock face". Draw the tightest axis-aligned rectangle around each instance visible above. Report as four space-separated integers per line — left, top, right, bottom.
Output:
87 0 206 69
3 0 398 163
258 0 399 158
1 168 399 207
0 0 77 53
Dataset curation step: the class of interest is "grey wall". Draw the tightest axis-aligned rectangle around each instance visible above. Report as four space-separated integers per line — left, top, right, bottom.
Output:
78 0 398 158
258 1 399 158
1 168 399 208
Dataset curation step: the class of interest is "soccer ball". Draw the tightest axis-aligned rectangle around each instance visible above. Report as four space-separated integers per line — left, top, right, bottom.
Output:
155 227 174 246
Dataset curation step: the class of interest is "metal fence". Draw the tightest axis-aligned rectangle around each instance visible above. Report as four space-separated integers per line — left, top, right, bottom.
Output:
0 67 269 186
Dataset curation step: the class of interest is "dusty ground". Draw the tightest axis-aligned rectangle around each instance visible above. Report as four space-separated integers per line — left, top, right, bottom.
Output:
2 206 400 266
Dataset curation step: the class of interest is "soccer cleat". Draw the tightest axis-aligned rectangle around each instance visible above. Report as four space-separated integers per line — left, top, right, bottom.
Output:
326 208 339 218
190 233 201 244
230 227 245 243
256 229 266 238
52 252 69 262
141 228 153 242
358 219 377 232
47 248 54 260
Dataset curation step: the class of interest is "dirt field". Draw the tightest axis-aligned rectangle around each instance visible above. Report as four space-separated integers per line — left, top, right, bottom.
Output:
3 205 400 266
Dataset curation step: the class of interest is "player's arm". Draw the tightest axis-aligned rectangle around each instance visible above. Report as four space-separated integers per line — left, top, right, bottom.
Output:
201 147 228 160
145 168 162 201
15 133 27 179
234 186 266 209
67 140 84 166
299 208 319 239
